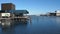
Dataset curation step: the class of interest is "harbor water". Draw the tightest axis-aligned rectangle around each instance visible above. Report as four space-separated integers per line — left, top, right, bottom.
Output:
0 16 60 34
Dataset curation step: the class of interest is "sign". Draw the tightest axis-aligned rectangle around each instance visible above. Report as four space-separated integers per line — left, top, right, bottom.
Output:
1 13 10 17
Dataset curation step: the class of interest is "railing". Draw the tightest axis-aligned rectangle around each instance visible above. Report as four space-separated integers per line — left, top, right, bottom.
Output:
14 16 28 18
0 16 29 20
0 18 11 19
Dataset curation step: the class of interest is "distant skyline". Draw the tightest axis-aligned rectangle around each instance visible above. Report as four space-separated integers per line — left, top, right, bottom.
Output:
0 0 60 15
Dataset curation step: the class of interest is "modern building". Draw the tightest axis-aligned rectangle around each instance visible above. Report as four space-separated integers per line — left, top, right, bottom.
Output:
0 10 29 18
46 10 60 16
1 3 15 10
49 13 56 16
0 3 29 18
55 10 60 16
0 3 29 26
9 10 29 16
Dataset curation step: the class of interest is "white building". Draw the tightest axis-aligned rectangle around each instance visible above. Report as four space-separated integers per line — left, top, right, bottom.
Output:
55 10 60 16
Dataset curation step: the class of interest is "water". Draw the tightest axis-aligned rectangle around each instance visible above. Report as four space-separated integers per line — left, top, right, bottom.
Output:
0 16 60 34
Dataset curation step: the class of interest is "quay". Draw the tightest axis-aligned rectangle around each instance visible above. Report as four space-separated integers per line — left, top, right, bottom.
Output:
0 16 30 22
0 16 30 26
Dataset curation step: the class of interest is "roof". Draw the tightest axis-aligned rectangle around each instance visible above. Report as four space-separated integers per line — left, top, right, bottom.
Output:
0 10 29 14
9 10 29 14
1 3 14 5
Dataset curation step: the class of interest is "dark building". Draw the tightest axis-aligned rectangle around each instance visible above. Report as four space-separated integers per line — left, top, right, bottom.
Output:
1 3 15 10
9 10 29 16
49 13 56 16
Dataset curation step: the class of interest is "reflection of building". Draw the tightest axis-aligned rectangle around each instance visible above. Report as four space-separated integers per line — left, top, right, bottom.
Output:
1 3 15 10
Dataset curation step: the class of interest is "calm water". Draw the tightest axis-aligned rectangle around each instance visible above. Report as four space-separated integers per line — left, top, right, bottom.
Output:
0 16 60 34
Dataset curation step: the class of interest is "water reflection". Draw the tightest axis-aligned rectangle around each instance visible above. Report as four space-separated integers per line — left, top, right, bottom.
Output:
56 17 60 23
1 16 60 34
55 17 60 27
2 27 15 34
0 21 28 34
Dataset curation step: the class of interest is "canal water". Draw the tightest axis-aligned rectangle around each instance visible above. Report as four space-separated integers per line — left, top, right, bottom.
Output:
0 16 60 34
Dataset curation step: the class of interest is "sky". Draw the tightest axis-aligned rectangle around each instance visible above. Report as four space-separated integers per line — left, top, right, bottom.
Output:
0 0 60 15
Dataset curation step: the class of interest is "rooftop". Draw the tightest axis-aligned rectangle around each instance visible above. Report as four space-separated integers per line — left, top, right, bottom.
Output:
9 10 29 14
1 3 15 5
0 10 29 14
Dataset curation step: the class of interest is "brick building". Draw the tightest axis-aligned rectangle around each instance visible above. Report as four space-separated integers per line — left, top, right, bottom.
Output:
1 3 15 10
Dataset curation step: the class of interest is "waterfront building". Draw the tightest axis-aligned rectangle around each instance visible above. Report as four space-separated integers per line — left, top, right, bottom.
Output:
9 10 29 17
0 3 29 27
1 3 15 10
49 13 56 16
55 10 60 16
46 10 60 16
